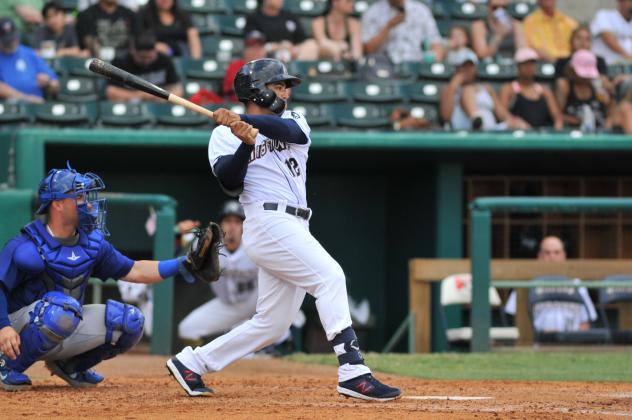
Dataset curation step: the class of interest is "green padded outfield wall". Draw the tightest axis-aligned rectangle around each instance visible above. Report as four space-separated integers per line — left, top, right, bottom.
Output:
5 128 632 351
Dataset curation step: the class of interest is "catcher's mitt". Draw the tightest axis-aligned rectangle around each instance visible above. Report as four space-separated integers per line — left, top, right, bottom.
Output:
182 221 223 283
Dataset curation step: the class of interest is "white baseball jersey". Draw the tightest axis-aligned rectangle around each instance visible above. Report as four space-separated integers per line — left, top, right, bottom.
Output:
208 110 311 207
212 245 258 304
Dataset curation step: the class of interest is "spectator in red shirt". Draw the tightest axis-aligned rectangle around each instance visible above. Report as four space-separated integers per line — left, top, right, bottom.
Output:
222 30 267 102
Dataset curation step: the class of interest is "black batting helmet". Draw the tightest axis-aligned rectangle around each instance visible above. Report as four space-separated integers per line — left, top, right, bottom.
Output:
219 200 245 221
234 58 301 115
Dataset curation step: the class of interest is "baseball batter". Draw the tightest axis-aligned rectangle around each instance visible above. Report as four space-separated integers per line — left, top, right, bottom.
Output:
0 165 199 390
167 58 401 401
178 201 258 344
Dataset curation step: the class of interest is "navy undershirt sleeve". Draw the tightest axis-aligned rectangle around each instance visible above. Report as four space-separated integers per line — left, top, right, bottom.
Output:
0 286 10 329
213 142 255 193
239 114 308 144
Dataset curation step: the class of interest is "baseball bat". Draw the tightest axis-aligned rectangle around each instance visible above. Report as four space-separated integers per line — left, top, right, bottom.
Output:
88 58 258 138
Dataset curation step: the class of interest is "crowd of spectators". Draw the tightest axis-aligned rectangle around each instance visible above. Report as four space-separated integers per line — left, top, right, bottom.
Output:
0 0 631 133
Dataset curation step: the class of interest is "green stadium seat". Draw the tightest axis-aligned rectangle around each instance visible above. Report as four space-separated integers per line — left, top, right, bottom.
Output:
418 62 454 80
350 81 405 103
179 57 230 81
300 17 314 37
149 102 211 128
180 0 228 14
56 56 95 78
58 0 78 11
430 1 449 19
285 0 327 17
183 78 221 97
57 76 99 102
201 36 244 60
32 101 96 127
435 19 452 38
289 60 355 81
509 1 536 20
477 61 516 81
207 102 246 114
450 1 487 20
231 0 258 15
216 15 248 37
352 0 376 16
190 13 220 35
291 80 347 103
403 81 443 104
0 102 31 126
290 102 334 128
98 101 153 128
536 61 556 81
329 103 391 129
391 103 439 125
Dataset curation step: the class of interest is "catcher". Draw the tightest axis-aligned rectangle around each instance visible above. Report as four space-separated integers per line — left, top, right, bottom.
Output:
0 164 221 390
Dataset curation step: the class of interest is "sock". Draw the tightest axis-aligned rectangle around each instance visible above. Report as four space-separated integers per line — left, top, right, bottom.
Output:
330 326 371 382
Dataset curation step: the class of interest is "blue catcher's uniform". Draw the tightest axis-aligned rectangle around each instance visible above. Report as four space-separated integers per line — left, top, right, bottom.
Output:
0 165 146 390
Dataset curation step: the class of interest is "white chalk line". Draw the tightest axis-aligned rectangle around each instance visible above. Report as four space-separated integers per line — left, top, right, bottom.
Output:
402 395 494 401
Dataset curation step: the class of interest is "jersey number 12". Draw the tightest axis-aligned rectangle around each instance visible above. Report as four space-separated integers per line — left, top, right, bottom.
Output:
285 158 301 177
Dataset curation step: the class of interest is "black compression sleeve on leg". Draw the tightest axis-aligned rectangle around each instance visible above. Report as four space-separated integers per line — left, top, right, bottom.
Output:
213 142 255 195
240 114 308 144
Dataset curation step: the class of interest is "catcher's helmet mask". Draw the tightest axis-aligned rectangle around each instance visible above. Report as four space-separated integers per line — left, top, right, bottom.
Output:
234 58 301 115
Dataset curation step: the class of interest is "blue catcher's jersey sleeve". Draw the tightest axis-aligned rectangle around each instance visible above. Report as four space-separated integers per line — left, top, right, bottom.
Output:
0 236 45 292
92 239 134 281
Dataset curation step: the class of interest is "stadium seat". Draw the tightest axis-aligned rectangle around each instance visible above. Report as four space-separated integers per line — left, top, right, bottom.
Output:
352 0 375 16
149 102 210 129
430 1 449 19
391 103 439 125
418 62 454 80
201 36 244 60
403 81 443 104
285 0 327 17
291 80 347 103
98 101 153 128
290 102 334 128
509 1 536 20
56 56 95 78
190 13 220 35
440 273 519 348
58 0 78 11
207 102 246 115
536 61 556 81
598 275 632 344
183 78 222 97
477 61 516 81
329 103 391 129
349 80 405 103
179 57 230 81
300 17 314 37
179 0 228 14
289 60 355 81
215 15 248 37
32 101 96 127
0 101 31 126
528 275 610 344
450 1 487 20
231 0 258 15
57 76 99 102
435 19 452 38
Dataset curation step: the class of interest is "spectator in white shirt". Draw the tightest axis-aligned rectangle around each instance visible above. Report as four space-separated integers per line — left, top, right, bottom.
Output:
590 0 632 64
361 0 444 65
505 236 598 333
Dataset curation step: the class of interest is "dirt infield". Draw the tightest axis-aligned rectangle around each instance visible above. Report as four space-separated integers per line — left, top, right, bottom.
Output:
2 354 632 419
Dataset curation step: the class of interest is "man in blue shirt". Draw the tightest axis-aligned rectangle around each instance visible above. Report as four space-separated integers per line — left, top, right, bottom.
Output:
0 164 197 391
0 16 58 103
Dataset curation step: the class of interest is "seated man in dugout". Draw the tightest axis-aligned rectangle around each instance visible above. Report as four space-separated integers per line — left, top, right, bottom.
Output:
504 235 598 333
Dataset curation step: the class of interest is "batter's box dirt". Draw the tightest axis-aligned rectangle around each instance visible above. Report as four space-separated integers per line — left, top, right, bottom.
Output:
2 354 632 419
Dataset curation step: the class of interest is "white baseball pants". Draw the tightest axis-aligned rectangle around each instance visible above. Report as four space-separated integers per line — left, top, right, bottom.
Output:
176 202 361 378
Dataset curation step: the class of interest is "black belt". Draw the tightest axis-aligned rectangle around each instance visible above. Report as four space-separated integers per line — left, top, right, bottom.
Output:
263 202 311 220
